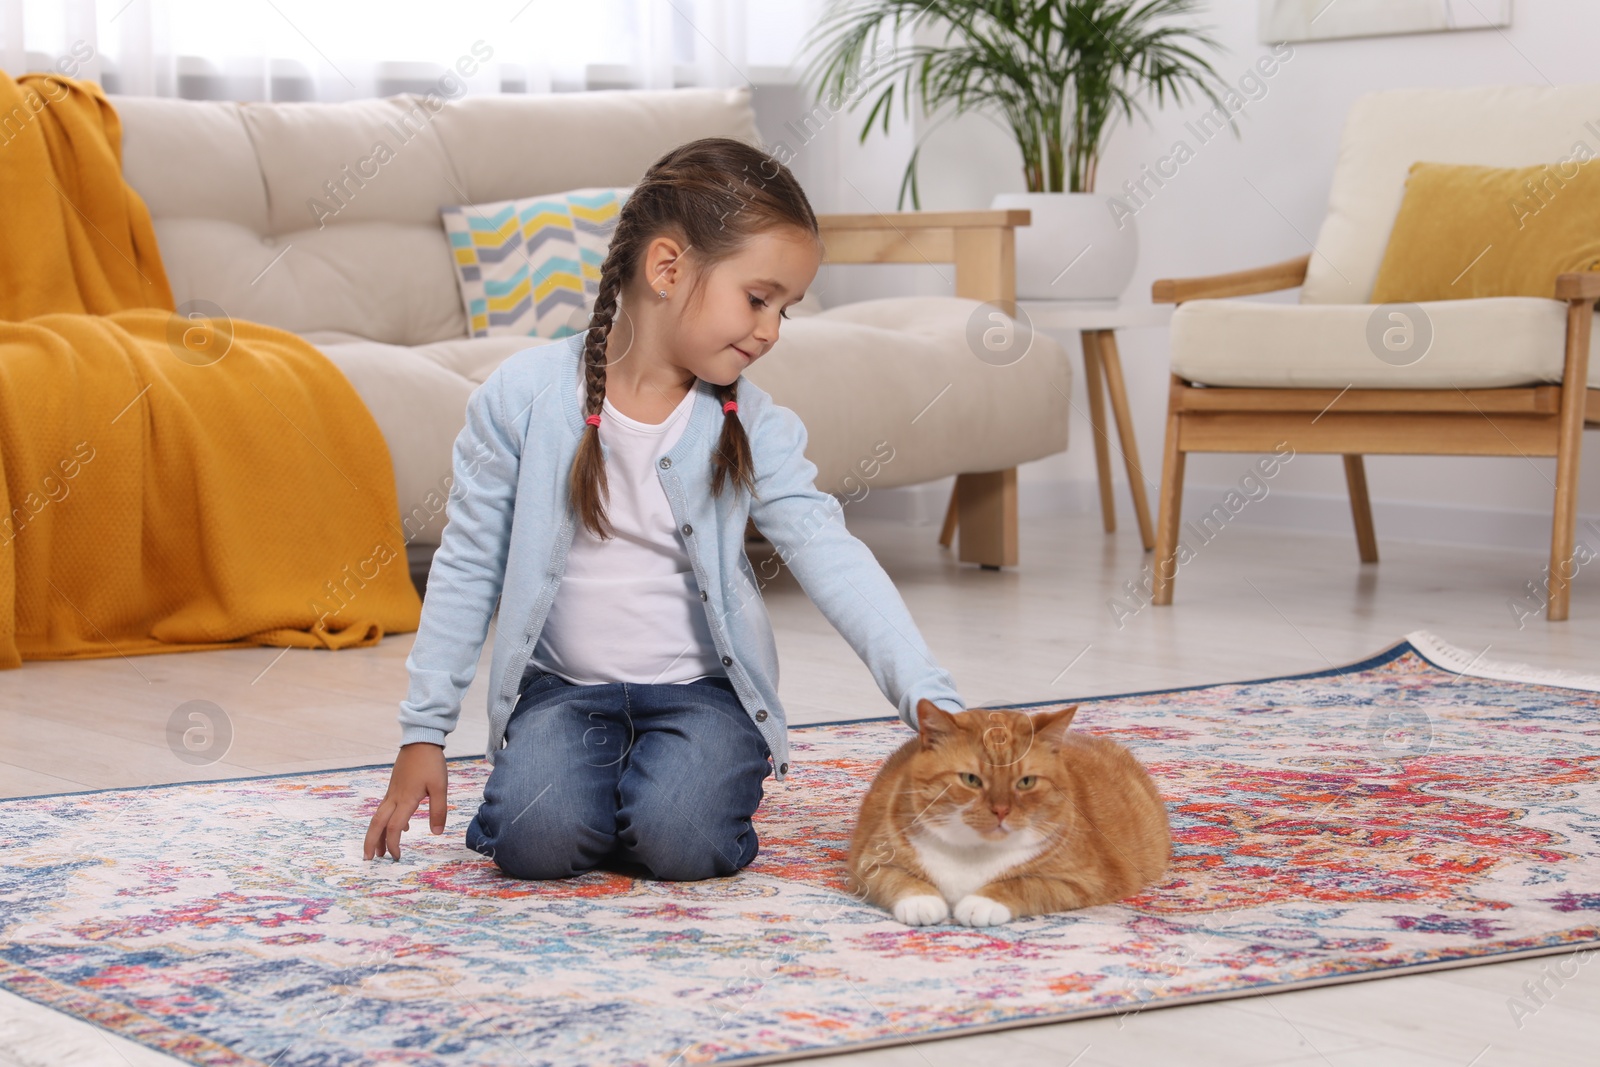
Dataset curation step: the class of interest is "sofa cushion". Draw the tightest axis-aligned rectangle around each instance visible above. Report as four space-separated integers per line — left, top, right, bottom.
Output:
1303 84 1600 305
305 333 536 546
1170 297 1600 389
114 96 269 232
152 217 467 345
115 87 762 346
241 96 466 233
441 188 628 337
429 89 761 206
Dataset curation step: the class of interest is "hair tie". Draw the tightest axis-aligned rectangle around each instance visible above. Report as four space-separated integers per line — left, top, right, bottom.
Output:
585 414 601 427
722 401 738 415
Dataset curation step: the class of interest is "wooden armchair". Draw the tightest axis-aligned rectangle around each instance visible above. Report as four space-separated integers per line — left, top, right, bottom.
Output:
1144 83 1600 621
1149 254 1600 620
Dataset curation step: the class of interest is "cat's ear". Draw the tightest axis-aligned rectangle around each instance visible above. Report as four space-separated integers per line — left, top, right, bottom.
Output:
916 699 960 749
1031 705 1079 747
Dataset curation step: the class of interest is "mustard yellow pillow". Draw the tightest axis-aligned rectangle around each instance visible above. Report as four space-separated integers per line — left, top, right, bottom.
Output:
1369 159 1600 304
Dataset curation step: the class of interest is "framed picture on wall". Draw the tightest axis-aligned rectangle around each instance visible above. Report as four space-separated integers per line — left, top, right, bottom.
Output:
1260 0 1512 43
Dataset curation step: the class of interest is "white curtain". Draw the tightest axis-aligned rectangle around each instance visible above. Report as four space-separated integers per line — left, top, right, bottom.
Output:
1 0 815 100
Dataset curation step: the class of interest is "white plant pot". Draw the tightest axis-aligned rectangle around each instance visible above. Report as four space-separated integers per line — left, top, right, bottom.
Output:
989 190 1138 302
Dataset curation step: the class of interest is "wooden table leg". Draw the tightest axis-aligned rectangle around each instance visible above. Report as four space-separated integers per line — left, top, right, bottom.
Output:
1097 330 1156 551
1080 330 1117 534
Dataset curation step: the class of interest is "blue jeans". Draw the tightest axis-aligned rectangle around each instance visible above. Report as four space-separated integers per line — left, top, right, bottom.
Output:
465 669 773 881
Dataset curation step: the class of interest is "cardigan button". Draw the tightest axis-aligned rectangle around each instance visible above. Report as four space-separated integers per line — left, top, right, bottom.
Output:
699 590 708 602
778 762 789 774
658 457 672 469
755 709 768 722
681 523 693 536
721 656 732 667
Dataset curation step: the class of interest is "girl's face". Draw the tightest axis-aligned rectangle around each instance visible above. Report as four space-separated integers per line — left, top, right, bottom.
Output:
668 226 822 387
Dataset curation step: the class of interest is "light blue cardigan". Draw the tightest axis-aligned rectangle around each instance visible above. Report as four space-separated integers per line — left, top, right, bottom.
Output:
397 333 965 782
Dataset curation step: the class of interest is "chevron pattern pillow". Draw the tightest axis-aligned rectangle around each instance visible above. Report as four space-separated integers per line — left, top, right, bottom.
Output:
441 187 629 338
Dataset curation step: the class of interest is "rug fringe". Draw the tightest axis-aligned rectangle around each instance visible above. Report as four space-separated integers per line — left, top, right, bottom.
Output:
1406 630 1600 692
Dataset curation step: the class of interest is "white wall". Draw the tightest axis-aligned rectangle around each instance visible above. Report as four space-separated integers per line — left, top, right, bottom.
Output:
756 0 1600 552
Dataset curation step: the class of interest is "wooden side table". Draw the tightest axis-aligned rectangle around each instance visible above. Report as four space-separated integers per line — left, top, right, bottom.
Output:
939 301 1172 553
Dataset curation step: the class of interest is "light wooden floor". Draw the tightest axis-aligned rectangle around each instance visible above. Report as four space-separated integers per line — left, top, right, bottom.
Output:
2 512 1597 1066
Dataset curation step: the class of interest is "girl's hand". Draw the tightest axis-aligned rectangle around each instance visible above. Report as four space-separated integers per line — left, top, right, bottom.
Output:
363 741 447 861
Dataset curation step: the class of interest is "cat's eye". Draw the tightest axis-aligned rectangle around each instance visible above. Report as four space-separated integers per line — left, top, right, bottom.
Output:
958 772 982 788
1017 775 1037 790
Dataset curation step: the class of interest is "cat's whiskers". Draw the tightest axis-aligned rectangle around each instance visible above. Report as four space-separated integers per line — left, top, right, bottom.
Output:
901 782 952 831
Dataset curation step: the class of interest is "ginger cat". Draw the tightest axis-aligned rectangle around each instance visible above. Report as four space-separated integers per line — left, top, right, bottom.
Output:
846 700 1171 926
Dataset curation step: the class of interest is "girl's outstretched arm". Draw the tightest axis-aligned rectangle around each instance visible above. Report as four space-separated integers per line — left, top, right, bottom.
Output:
746 399 964 727
395 369 523 746
367 368 523 857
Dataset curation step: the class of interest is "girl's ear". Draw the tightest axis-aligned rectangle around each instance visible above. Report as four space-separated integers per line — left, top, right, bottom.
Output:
916 700 961 749
1031 705 1079 747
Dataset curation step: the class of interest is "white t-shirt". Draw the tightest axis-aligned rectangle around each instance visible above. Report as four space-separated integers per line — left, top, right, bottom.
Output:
529 384 725 686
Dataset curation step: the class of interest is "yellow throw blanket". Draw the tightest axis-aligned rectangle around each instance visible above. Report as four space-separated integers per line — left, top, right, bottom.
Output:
0 71 421 668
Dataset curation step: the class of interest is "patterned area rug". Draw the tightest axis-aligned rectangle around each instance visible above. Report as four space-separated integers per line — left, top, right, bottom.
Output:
3 633 1599 1066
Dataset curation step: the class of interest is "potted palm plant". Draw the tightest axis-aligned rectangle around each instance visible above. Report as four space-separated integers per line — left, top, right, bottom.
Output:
800 0 1230 301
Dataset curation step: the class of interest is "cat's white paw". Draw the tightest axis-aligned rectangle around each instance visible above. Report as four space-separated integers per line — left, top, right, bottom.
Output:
954 894 1013 927
892 894 950 926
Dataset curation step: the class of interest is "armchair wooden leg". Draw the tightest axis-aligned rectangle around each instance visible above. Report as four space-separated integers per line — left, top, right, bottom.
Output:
1342 454 1379 564
1548 300 1592 621
955 469 1019 569
1550 445 1581 621
1152 378 1187 606
938 482 959 548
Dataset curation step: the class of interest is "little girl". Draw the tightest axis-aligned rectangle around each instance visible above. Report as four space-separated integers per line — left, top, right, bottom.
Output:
362 136 966 880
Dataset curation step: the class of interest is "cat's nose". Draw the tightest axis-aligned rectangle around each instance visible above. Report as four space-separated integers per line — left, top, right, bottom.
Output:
992 805 1010 823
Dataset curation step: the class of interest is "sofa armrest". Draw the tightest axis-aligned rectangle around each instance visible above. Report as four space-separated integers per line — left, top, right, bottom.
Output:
1152 254 1311 305
816 209 1031 310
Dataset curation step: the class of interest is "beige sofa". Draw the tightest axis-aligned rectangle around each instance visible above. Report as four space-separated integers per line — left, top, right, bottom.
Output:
111 86 1070 578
